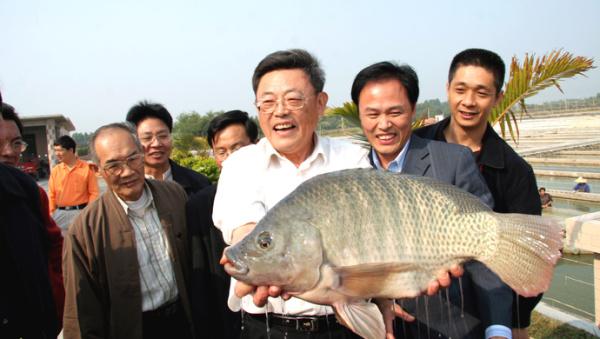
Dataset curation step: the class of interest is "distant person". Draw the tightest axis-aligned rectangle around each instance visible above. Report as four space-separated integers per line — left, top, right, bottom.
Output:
0 91 60 338
126 101 211 195
49 135 99 231
352 61 512 339
573 176 591 192
539 187 553 208
187 110 258 339
63 123 194 339
1 102 65 326
416 48 542 339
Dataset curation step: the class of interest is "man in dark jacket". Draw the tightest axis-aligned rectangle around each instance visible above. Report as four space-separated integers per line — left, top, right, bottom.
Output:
1 150 60 339
187 110 258 339
126 101 211 195
415 48 542 339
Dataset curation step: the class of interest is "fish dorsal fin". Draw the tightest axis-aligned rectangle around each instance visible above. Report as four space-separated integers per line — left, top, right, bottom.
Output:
333 263 421 298
333 301 385 339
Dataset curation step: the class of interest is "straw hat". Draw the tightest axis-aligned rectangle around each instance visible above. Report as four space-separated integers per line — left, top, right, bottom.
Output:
575 176 587 184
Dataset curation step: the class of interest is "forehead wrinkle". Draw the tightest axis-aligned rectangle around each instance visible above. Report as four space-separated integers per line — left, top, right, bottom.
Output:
105 149 138 164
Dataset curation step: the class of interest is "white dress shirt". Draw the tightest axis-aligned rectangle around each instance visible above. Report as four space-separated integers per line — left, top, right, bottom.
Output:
116 184 179 311
213 135 370 316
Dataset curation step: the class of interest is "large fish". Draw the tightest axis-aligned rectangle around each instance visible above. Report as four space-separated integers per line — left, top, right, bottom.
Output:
224 168 562 339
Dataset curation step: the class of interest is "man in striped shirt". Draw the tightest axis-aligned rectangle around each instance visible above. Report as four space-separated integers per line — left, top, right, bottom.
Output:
62 123 194 339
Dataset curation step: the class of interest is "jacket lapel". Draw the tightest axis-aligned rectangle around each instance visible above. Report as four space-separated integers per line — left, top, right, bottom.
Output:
403 135 431 176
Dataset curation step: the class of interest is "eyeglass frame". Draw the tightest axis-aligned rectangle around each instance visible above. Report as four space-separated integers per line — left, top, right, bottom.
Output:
1 139 28 153
101 153 144 176
254 91 315 114
139 132 171 145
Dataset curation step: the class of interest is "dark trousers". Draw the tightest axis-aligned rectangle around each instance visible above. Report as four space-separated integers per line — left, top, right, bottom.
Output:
142 299 192 339
241 312 361 339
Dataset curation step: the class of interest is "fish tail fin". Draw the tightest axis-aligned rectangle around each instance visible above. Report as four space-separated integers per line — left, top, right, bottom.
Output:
481 213 562 297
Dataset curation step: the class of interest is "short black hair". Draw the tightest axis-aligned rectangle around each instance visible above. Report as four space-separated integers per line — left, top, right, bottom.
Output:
351 61 419 109
449 48 505 95
126 100 173 132
54 135 76 152
252 49 325 94
206 110 259 147
539 187 546 192
1 103 24 135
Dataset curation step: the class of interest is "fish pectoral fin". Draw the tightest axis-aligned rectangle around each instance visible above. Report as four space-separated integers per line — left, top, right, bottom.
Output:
334 263 418 297
333 301 385 339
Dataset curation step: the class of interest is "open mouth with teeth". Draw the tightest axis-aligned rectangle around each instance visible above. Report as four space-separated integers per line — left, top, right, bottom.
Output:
274 122 296 132
376 133 397 145
459 110 479 118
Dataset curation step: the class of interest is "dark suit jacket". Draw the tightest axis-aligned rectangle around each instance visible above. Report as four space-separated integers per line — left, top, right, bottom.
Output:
187 184 240 339
170 160 211 196
63 179 195 339
370 135 513 339
0 163 59 338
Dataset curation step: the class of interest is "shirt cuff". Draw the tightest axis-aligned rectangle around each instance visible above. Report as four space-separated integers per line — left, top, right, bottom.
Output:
485 324 512 339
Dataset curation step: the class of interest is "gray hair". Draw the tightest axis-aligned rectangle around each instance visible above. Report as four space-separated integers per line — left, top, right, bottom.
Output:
89 122 143 165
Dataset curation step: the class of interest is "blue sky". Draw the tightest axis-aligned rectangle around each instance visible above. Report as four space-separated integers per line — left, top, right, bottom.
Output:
1 0 599 132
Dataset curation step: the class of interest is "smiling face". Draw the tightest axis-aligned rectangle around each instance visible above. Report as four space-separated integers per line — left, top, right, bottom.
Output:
358 79 415 169
255 69 328 166
95 128 145 201
447 65 503 131
136 117 172 169
0 119 22 166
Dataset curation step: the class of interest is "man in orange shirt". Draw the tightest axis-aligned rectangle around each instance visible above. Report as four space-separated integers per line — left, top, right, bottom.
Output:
49 135 99 232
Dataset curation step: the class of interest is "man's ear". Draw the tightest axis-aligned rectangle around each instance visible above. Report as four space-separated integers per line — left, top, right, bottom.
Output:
316 92 329 117
494 91 504 106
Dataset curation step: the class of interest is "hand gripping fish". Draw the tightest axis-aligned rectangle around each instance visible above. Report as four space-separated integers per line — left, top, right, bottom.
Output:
224 168 562 339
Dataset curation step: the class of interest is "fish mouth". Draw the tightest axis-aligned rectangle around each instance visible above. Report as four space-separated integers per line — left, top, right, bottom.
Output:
224 250 249 276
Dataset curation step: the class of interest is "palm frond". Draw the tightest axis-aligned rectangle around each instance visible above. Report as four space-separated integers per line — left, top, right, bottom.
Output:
325 102 361 127
325 102 369 146
490 50 594 141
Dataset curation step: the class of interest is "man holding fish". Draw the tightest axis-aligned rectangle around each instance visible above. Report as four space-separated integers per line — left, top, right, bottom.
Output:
214 49 466 338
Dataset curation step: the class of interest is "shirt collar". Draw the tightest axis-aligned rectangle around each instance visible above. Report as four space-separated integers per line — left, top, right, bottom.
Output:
435 117 505 169
115 182 156 217
59 158 83 170
144 164 173 181
370 138 411 173
262 134 327 170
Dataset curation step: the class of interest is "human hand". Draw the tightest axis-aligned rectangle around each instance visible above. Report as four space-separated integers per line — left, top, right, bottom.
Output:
426 264 464 296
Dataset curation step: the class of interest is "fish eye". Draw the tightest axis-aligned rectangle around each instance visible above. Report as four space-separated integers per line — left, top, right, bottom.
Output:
257 231 272 250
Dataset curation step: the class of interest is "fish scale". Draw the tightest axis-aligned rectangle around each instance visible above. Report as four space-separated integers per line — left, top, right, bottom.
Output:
290 170 490 273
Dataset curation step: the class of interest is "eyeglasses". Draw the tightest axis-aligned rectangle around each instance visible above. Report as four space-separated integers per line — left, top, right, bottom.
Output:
102 153 144 176
1 139 28 153
255 92 310 114
214 144 244 159
139 133 171 145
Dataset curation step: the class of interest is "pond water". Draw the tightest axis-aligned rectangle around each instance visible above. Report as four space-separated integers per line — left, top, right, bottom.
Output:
542 253 595 322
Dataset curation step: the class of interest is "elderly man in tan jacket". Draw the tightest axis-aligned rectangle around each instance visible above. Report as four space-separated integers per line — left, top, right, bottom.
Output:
62 123 194 339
